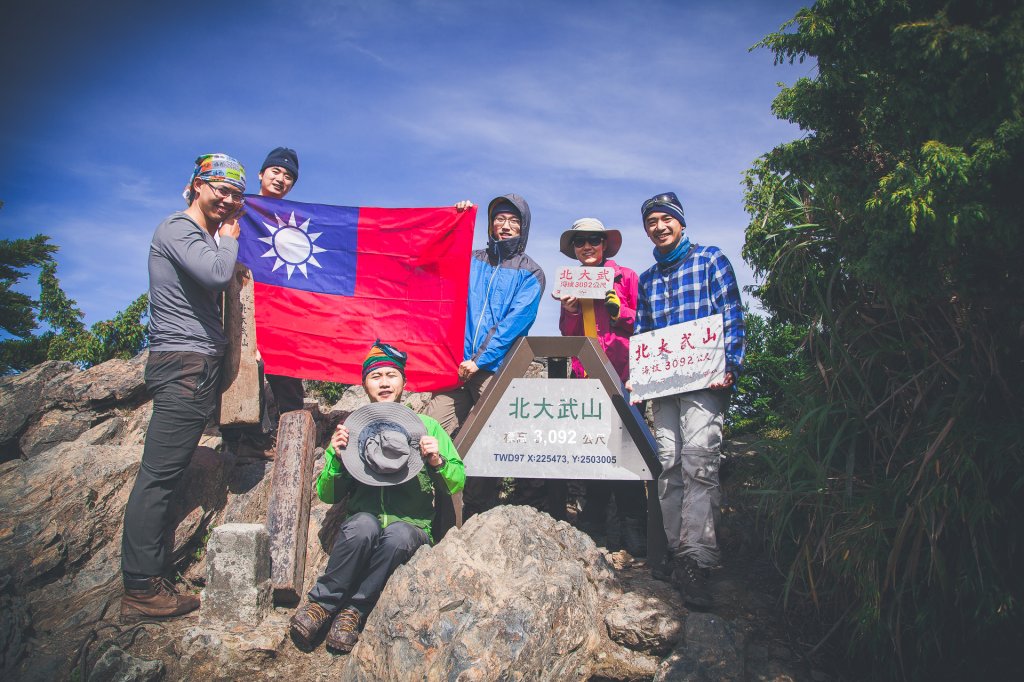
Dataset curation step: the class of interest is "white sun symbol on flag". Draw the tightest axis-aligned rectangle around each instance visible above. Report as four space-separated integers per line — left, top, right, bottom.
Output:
258 212 327 279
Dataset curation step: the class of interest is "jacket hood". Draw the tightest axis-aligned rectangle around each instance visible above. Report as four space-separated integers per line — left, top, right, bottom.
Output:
486 193 532 260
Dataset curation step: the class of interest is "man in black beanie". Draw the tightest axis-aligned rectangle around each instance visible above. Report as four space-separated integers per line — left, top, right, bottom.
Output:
259 146 299 199
258 147 307 419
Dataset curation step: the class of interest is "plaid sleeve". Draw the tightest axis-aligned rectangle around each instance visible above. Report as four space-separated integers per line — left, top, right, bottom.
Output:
635 272 654 336
707 249 745 374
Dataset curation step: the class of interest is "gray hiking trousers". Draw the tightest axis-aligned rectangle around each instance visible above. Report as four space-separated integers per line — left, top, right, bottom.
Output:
651 388 729 568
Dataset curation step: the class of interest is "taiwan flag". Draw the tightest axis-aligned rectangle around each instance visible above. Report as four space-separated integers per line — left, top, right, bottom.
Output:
237 196 476 392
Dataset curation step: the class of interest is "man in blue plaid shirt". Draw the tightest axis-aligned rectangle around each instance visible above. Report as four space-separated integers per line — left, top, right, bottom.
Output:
634 191 745 608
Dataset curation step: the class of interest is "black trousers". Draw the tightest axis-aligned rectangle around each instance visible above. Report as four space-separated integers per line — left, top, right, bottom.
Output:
121 351 221 577
307 512 428 614
266 374 305 416
579 480 646 523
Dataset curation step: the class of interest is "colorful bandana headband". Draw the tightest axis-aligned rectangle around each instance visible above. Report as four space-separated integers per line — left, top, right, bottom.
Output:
183 153 246 205
362 339 408 380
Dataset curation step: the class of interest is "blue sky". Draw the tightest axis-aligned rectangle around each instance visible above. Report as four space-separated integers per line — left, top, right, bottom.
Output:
1 0 808 339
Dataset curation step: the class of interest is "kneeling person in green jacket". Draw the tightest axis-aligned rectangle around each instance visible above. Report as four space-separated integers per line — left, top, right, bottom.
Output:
289 340 465 653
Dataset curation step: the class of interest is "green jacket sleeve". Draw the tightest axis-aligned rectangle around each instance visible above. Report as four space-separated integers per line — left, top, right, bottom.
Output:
317 444 354 504
421 415 465 495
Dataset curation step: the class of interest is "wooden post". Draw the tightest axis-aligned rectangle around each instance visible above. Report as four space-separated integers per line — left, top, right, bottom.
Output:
265 410 316 604
220 264 262 426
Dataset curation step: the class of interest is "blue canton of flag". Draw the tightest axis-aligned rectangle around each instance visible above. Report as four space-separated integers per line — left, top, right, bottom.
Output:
237 195 357 297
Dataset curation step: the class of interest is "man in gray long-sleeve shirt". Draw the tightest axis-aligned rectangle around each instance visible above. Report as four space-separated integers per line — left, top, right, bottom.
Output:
120 153 245 622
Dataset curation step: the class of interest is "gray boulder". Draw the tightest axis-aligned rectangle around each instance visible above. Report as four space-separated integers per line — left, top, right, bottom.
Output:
338 505 621 680
89 644 165 682
0 576 30 676
52 351 149 408
605 589 685 656
655 612 746 682
0 360 76 460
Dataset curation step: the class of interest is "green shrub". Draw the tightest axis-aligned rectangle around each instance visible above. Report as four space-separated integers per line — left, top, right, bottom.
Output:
726 310 809 437
306 380 348 405
744 1 1024 677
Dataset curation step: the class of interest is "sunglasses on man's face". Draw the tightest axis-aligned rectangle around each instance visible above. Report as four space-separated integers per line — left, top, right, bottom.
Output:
572 235 605 248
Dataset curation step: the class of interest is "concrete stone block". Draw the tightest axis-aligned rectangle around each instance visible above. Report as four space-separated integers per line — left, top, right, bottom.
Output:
201 523 272 625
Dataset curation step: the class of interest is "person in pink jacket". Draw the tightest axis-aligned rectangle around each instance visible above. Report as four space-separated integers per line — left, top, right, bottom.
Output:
554 218 645 556
556 219 638 383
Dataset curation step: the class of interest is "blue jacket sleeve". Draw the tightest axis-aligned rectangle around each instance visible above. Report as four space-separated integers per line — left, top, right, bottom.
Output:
472 272 543 372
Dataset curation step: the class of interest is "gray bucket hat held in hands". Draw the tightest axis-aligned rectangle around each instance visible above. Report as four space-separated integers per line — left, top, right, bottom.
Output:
338 402 426 487
559 218 622 259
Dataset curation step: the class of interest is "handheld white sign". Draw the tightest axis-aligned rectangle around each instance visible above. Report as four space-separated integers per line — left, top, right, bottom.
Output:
629 314 725 401
551 266 615 300
464 378 652 481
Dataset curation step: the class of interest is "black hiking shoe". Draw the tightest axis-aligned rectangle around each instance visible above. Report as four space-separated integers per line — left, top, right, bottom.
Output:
673 555 714 609
651 554 674 582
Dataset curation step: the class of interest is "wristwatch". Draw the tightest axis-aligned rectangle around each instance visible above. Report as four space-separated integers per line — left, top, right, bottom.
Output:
430 454 447 471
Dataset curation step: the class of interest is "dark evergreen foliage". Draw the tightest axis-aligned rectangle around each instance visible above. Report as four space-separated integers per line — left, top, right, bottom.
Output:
0 237 149 374
744 1 1024 678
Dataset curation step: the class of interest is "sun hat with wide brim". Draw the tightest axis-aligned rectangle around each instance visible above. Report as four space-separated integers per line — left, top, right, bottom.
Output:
558 218 622 259
338 402 426 487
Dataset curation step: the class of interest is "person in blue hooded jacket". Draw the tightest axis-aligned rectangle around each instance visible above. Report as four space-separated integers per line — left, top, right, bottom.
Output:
425 193 545 517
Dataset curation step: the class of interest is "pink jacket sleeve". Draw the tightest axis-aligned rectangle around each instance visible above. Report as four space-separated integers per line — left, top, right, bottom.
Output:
611 266 638 334
559 306 584 336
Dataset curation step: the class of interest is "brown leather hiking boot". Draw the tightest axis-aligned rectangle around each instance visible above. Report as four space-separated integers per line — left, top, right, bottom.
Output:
289 602 333 649
120 576 200 623
673 555 714 609
325 607 362 654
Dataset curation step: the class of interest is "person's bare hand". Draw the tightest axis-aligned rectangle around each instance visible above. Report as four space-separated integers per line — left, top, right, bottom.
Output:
625 381 642 404
419 436 442 467
560 296 580 313
219 218 240 240
454 200 474 212
708 372 735 390
331 424 350 451
458 359 478 381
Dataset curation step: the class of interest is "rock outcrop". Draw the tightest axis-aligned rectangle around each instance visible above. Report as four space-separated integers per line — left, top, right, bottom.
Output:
340 505 636 680
0 354 824 681
0 352 226 679
0 354 150 462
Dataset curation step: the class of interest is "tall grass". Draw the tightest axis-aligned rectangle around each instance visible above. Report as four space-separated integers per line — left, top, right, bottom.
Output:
749 192 1024 679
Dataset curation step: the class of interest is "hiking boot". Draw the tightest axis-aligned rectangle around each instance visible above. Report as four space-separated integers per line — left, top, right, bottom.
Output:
651 554 674 582
120 576 200 623
289 601 334 649
673 555 714 609
325 607 362 654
